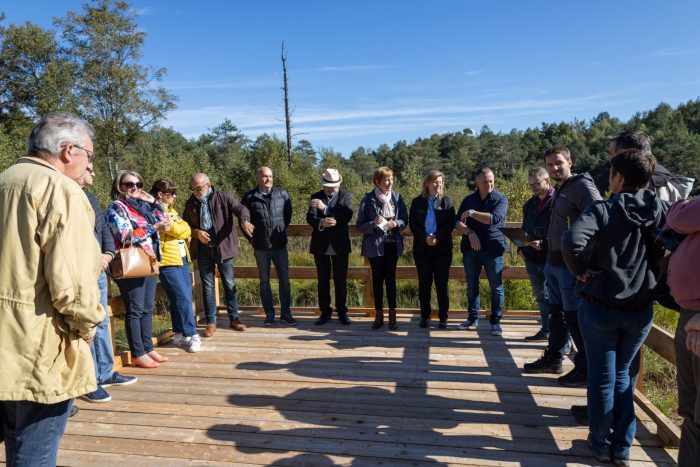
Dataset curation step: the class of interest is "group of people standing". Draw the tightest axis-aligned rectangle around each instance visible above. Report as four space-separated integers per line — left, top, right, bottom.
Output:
516 133 700 466
2 112 700 467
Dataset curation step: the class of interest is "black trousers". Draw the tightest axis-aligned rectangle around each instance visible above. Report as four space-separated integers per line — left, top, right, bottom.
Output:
314 253 349 316
413 249 452 321
368 243 399 311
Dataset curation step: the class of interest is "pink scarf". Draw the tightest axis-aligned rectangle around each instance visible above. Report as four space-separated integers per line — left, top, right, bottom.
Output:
374 187 395 218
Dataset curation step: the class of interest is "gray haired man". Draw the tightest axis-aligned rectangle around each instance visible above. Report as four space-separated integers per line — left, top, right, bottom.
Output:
0 112 104 465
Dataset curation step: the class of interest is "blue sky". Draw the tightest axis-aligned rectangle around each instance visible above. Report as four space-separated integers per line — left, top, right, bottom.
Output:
3 1 700 156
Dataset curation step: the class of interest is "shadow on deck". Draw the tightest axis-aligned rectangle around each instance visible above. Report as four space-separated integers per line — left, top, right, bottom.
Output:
57 313 678 466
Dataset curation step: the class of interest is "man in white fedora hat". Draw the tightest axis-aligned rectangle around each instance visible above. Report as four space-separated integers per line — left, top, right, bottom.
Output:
306 168 354 325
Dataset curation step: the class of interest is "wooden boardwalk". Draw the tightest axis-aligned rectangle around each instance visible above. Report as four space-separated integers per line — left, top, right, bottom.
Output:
39 313 679 465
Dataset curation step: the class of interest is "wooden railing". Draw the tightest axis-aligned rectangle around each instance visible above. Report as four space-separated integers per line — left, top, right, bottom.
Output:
103 223 681 446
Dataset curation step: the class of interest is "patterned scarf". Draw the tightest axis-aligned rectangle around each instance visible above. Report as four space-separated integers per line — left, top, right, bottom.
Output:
374 187 394 218
198 189 214 232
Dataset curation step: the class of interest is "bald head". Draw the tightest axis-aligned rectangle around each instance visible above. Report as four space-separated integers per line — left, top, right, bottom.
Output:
190 173 212 198
192 173 210 185
256 166 274 193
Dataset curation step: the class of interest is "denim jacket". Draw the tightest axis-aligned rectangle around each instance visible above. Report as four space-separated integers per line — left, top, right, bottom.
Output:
356 190 408 258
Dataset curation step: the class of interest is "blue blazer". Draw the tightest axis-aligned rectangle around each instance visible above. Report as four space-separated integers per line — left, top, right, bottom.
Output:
356 190 408 258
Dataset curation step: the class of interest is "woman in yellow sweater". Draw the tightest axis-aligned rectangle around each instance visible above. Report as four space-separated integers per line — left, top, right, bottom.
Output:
151 179 200 353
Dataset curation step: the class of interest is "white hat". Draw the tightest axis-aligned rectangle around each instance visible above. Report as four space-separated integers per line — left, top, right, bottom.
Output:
320 168 342 187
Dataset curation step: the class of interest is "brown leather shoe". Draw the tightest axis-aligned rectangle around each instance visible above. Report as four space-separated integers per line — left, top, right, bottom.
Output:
203 323 216 337
230 319 247 332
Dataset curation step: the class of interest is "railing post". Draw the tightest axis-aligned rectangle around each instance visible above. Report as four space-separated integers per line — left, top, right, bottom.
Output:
363 257 374 316
636 345 645 392
214 265 221 312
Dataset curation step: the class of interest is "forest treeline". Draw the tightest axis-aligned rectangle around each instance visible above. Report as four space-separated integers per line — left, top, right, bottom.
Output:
1 0 699 220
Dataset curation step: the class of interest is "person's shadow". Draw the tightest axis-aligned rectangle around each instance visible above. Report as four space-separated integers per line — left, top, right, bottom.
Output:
203 323 605 465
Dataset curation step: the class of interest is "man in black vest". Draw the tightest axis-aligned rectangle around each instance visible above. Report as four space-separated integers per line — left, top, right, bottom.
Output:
242 166 296 326
307 169 353 325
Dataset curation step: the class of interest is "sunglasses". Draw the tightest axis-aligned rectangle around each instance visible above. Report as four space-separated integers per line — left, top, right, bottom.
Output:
121 181 143 189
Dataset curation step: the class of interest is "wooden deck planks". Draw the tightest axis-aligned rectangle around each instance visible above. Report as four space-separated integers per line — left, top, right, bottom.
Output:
2 314 678 466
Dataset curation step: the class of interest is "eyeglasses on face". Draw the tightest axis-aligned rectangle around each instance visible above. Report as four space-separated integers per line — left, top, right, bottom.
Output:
190 184 210 193
120 181 143 189
62 143 95 163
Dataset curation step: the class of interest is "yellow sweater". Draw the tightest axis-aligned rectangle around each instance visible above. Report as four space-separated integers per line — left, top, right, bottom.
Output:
159 204 192 267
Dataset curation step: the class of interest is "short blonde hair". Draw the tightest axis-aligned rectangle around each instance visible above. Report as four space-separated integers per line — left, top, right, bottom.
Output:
422 170 445 199
373 166 394 187
111 170 145 200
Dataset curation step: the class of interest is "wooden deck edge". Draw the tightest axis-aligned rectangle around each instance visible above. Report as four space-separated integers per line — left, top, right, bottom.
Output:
228 306 541 318
635 389 681 447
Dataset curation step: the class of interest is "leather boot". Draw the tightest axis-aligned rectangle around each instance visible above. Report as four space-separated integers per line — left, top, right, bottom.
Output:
388 309 398 330
371 309 384 329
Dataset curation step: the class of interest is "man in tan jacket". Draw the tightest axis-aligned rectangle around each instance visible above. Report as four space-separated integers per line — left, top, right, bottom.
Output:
0 112 104 465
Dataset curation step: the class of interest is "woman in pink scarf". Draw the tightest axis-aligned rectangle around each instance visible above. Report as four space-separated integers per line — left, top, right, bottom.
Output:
356 167 408 330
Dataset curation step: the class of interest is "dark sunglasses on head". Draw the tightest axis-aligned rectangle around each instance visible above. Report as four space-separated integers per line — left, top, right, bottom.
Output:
121 181 143 189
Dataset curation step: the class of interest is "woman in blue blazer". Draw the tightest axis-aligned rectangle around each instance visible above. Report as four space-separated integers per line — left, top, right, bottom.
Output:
356 167 408 330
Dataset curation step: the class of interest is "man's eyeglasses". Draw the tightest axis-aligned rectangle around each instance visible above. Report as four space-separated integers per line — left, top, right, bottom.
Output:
528 179 548 188
71 144 95 163
190 184 210 193
121 181 144 189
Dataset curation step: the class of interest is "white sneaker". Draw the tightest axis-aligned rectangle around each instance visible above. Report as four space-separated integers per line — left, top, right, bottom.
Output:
172 333 185 347
186 334 201 353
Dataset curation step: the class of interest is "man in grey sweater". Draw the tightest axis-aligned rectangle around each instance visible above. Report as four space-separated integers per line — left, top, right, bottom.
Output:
524 145 602 388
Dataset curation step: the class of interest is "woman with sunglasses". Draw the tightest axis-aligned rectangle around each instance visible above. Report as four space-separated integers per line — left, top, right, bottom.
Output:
105 170 170 368
150 179 200 353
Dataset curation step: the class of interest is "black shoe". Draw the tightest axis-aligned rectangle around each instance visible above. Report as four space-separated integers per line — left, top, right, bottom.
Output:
69 406 80 417
558 367 587 387
523 352 564 374
315 315 331 325
612 451 631 466
524 330 549 341
587 436 612 463
570 404 589 425
438 320 448 329
338 314 352 325
419 319 429 328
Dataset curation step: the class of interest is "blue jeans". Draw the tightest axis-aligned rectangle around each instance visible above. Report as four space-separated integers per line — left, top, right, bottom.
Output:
1 399 73 466
579 300 653 458
90 272 114 384
254 247 292 318
544 262 584 368
115 275 157 358
463 250 504 324
160 257 197 337
198 246 239 324
524 259 550 334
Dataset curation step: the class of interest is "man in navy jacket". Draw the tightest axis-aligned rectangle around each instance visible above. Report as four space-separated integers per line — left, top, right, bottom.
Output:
455 167 509 336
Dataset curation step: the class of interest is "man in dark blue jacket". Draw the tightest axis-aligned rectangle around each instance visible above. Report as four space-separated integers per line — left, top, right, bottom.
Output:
80 167 136 404
242 166 295 326
520 167 555 341
455 167 509 336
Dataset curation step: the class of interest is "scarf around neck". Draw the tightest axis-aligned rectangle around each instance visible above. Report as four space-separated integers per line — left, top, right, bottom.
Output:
374 187 395 218
198 189 214 232
125 198 157 225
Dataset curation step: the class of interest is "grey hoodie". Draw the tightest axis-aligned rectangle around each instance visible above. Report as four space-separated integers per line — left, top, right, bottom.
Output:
547 173 602 266
562 189 666 311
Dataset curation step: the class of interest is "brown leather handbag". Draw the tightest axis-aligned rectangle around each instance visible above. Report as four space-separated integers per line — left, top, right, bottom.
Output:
110 245 159 279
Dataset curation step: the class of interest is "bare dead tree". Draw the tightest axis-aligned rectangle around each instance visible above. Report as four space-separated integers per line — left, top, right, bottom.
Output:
281 42 293 168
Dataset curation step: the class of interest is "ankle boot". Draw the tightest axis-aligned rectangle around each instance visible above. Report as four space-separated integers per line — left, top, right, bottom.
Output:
372 309 384 329
388 309 398 330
